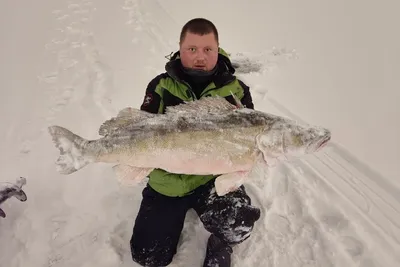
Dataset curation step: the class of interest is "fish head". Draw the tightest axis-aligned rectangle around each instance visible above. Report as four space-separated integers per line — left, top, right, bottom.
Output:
256 118 331 163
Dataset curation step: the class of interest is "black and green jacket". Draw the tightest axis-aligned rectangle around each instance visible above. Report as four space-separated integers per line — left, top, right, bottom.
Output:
139 48 254 197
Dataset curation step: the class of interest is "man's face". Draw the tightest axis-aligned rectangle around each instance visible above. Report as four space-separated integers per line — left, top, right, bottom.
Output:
179 31 219 71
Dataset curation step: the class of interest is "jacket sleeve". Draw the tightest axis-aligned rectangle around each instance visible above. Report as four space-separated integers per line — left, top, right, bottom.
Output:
238 80 254 109
140 75 163 114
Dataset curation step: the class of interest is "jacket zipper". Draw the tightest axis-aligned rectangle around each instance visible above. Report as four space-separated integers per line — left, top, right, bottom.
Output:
200 77 235 98
169 69 235 101
174 77 198 100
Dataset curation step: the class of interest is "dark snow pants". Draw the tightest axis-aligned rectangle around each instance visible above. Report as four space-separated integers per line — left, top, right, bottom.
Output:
130 178 261 266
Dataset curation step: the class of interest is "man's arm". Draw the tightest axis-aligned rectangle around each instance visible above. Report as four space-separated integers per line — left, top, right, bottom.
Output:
140 75 164 114
238 80 254 109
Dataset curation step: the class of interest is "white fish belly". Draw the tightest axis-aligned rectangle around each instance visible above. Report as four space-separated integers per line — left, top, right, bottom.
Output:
125 127 263 175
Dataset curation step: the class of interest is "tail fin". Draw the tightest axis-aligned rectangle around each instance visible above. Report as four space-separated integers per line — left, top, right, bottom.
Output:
48 126 93 174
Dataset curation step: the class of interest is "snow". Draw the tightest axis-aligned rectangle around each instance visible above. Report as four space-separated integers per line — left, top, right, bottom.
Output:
0 0 399 266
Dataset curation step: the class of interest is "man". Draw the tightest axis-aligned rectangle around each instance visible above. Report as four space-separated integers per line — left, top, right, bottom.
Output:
130 18 261 267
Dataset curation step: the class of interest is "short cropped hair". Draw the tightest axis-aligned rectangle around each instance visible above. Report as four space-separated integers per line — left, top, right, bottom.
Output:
179 18 219 44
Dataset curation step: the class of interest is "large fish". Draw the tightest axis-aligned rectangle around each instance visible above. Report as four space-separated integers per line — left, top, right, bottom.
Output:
0 177 27 218
48 97 331 196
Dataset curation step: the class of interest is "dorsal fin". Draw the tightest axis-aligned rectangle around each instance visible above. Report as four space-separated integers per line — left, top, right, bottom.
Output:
99 107 155 136
165 96 238 116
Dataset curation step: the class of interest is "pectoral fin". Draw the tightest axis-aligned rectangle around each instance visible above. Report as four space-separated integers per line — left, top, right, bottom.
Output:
215 152 269 196
113 164 153 186
214 171 249 196
0 208 5 218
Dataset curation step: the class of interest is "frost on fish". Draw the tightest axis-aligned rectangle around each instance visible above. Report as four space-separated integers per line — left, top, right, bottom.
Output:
48 96 331 194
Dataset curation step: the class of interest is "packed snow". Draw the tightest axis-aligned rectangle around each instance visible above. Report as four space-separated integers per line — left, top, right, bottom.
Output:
1 0 399 266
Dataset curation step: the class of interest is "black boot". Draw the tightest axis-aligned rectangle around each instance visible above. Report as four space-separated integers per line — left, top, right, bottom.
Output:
203 234 233 267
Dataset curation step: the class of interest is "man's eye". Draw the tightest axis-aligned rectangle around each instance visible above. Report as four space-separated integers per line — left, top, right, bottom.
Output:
189 48 196 52
205 48 212 52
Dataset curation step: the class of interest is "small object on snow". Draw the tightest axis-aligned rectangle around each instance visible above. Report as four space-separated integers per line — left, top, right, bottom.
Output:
48 97 331 196
0 177 27 218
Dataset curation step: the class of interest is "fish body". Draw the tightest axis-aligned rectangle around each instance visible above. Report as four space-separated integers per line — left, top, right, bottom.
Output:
0 177 27 218
48 97 331 195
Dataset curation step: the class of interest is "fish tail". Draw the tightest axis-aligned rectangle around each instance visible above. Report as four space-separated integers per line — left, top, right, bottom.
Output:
48 125 93 174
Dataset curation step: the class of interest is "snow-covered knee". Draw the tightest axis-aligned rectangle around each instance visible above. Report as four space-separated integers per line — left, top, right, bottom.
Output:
131 244 174 267
221 204 261 244
200 198 261 245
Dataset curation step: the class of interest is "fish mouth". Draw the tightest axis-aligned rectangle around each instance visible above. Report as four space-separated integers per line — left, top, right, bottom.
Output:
308 134 331 153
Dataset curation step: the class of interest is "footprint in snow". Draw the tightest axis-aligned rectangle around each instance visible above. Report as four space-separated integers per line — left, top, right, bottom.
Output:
339 235 364 260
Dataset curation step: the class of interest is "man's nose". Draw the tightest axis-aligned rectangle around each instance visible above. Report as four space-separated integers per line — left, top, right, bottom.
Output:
195 50 206 59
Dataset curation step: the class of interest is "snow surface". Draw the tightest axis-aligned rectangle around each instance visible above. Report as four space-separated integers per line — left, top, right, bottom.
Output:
1 0 399 266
